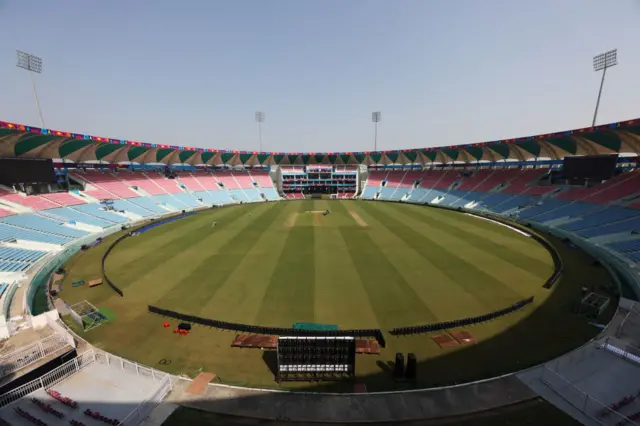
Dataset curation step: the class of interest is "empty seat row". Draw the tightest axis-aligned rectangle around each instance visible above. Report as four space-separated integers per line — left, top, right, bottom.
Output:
0 246 46 262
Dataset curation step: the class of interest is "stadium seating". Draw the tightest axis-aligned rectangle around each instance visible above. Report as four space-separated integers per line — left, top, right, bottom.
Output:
145 172 181 194
119 172 168 195
0 246 46 263
127 197 169 214
215 172 241 189
74 170 137 199
39 191 86 206
1 214 88 238
0 188 58 210
47 208 116 228
559 207 640 232
0 207 13 218
0 223 71 245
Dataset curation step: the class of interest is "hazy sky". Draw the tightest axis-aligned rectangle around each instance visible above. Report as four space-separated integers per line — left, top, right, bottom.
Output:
1 0 639 153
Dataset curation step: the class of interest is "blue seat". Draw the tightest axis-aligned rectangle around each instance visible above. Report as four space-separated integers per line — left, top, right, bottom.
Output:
1 214 87 238
606 239 640 253
531 202 602 223
361 187 378 200
47 207 114 228
111 199 155 217
560 207 640 231
72 204 129 223
0 223 71 245
260 188 280 201
578 217 640 238
0 246 46 263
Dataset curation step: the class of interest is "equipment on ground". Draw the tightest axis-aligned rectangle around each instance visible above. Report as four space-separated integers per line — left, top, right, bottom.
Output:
276 336 356 382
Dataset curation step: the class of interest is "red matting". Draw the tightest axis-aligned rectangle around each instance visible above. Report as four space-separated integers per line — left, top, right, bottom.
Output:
450 330 477 345
231 335 380 354
432 334 460 348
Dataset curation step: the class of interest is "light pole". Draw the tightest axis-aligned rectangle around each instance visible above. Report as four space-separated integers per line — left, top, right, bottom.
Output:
255 111 265 152
592 49 617 127
372 111 381 152
16 50 45 128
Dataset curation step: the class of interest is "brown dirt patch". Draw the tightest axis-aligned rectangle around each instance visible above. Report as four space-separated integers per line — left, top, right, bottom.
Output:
450 330 477 345
432 334 460 348
186 372 218 395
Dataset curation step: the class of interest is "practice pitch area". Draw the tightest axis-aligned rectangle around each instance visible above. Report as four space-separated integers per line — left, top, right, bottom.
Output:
58 199 615 391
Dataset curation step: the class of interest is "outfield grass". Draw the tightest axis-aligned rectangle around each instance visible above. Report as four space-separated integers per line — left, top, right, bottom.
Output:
58 200 616 391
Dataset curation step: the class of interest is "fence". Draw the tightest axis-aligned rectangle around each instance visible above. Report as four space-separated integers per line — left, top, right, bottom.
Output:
2 283 18 319
0 332 72 379
93 350 170 384
118 376 172 426
540 365 640 426
0 350 96 407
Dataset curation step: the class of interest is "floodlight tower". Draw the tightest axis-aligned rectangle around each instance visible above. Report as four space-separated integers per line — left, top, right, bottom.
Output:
16 50 45 128
255 111 265 152
592 49 618 127
372 111 381 152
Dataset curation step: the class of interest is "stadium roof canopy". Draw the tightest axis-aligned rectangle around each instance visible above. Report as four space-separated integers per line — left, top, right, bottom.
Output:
1 118 639 166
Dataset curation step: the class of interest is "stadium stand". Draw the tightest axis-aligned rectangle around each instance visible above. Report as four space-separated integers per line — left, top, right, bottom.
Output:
0 188 58 210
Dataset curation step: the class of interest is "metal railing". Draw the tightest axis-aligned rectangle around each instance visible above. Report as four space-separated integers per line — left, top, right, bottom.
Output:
0 350 95 407
0 332 70 378
540 365 640 426
118 375 172 426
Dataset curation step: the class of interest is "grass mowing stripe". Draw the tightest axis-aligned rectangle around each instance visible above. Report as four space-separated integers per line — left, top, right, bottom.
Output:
312 210 379 328
254 203 315 326
105 207 239 271
199 203 296 323
105 206 256 289
361 202 523 307
347 202 490 320
337 225 438 329
407 205 554 264
393 205 553 280
153 203 283 311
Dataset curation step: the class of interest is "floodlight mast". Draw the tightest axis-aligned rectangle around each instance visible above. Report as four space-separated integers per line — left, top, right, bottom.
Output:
372 111 381 152
592 49 617 127
255 111 265 152
16 50 45 128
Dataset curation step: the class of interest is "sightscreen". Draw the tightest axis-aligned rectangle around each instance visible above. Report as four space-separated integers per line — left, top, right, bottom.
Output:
0 158 56 185
562 155 618 181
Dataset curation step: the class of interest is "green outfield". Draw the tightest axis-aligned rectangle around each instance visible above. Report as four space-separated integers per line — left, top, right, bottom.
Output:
58 200 616 391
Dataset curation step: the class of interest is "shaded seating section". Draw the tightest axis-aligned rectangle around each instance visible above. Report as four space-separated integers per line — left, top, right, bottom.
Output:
47 208 115 228
366 171 387 188
71 204 128 223
437 189 469 206
489 195 535 213
582 172 640 204
517 198 569 219
39 192 86 206
384 171 405 189
559 207 640 232
606 239 640 256
73 170 136 199
528 202 602 223
0 223 71 245
407 188 428 203
472 170 514 192
0 188 58 210
119 172 167 195
1 214 88 238
456 169 494 191
500 169 547 194
431 170 458 190
557 172 638 201
577 216 640 238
